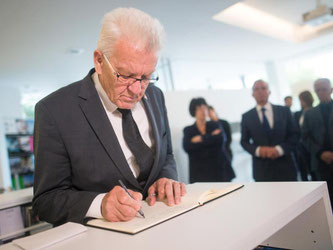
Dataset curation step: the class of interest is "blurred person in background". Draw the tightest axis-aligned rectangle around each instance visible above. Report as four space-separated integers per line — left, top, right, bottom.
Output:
241 80 298 182
294 90 314 181
302 78 333 206
208 106 233 161
208 105 235 181
183 98 233 183
284 96 293 109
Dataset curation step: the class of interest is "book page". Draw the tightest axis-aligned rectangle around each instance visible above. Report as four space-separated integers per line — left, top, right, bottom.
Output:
87 183 244 234
87 189 201 234
198 183 244 205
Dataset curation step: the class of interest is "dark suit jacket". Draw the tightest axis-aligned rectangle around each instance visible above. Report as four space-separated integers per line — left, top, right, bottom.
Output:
302 104 333 173
294 110 302 130
32 69 178 225
240 104 298 181
218 119 233 160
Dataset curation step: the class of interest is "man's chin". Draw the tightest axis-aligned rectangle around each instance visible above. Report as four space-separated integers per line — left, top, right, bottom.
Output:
117 101 136 110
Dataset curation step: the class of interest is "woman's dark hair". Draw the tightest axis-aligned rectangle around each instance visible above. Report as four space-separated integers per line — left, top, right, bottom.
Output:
189 97 207 117
299 90 314 108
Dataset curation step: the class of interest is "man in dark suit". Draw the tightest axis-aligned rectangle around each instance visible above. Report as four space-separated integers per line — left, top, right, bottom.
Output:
302 78 333 204
241 80 298 181
33 8 185 226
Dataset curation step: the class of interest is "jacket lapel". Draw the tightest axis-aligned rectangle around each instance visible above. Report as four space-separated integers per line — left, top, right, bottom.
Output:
141 94 160 190
78 71 141 190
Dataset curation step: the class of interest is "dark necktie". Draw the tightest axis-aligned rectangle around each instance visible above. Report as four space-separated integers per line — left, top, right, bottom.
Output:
118 108 154 186
261 107 271 132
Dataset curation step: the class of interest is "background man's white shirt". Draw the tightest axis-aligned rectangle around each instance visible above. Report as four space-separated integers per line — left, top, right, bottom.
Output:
254 102 284 157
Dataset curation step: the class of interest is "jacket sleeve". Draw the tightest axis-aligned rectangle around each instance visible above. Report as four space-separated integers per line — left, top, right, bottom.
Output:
223 120 232 149
32 102 99 226
278 108 299 155
183 122 223 153
240 114 257 156
301 109 322 155
155 90 178 181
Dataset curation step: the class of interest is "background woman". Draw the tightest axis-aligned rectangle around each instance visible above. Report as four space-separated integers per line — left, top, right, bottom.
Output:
183 97 232 183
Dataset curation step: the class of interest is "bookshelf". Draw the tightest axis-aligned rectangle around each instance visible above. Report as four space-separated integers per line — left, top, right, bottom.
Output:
3 119 34 190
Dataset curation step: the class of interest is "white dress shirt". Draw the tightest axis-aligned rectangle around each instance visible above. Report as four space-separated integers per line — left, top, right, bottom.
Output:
254 103 284 157
86 72 154 218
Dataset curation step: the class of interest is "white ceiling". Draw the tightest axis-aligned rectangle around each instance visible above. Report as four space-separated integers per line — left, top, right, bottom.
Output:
2 0 333 94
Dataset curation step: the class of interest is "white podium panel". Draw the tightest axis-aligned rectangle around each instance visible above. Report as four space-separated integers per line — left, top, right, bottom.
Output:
0 182 332 250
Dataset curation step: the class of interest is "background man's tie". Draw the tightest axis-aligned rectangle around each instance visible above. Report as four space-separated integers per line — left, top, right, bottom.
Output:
261 107 271 133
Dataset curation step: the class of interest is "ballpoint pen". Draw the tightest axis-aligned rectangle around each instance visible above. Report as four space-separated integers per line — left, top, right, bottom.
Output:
118 179 145 218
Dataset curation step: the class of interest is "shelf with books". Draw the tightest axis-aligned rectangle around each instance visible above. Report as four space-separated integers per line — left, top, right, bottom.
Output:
3 119 35 190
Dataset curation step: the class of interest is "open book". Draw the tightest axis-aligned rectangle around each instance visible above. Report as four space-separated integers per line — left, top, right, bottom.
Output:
87 183 244 234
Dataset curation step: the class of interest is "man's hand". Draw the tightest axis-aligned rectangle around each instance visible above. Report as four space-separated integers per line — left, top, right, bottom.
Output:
147 178 186 206
320 151 333 165
259 147 279 159
101 186 143 222
259 146 269 158
266 147 279 159
191 135 202 143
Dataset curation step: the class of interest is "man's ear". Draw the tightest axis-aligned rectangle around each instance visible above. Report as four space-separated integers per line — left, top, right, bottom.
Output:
93 50 103 74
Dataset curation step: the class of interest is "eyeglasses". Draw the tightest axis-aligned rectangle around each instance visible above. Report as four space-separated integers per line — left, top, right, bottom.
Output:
102 54 159 87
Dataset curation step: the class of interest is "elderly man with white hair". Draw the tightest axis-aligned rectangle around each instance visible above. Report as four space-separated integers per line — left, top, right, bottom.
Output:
302 78 333 207
33 8 186 226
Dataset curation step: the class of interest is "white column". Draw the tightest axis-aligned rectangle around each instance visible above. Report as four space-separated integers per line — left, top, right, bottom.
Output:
265 60 291 105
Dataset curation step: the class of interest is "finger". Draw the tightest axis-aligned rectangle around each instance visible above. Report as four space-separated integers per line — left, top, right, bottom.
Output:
147 183 157 206
165 180 174 206
180 182 186 196
157 179 167 200
147 192 157 206
173 182 181 204
128 190 143 202
116 188 141 211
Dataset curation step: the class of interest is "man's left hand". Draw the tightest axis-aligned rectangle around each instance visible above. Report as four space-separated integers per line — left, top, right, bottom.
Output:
147 178 186 206
267 147 279 159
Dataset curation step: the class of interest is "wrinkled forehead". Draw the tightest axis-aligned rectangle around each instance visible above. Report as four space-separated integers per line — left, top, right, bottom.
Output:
113 39 158 63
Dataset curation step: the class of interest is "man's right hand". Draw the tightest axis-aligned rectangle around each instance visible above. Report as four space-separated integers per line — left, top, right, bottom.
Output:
101 186 143 222
259 146 269 158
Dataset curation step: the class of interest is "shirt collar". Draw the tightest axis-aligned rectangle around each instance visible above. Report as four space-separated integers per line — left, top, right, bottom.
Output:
256 102 272 112
91 72 148 113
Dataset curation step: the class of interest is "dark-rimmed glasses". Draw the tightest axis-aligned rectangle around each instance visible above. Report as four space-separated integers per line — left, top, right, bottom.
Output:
103 54 159 87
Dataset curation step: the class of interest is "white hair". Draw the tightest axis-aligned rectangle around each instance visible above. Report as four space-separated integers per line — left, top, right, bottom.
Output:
97 8 165 57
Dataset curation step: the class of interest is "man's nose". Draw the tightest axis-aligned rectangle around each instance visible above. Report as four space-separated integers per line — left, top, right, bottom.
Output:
128 80 141 95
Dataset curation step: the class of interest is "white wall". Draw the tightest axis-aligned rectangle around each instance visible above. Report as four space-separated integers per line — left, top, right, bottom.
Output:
164 88 254 183
0 86 23 189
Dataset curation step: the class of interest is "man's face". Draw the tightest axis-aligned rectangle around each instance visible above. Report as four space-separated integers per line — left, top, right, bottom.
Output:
284 97 292 108
98 40 158 109
252 81 270 105
314 80 333 103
